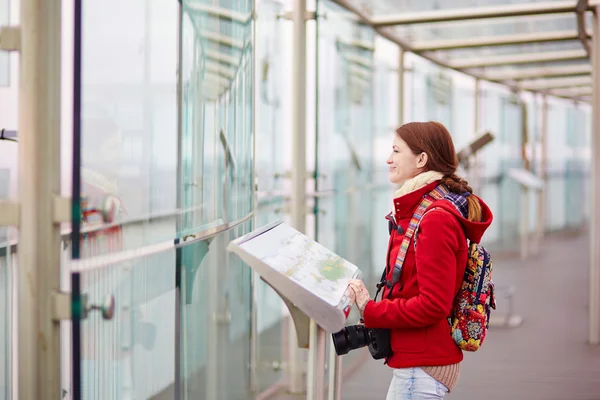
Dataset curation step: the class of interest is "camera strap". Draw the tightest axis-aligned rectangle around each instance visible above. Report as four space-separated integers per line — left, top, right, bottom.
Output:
389 184 449 289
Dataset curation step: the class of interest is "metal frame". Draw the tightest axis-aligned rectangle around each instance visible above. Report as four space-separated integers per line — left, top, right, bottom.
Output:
184 2 252 24
411 30 587 51
483 64 592 82
576 0 592 56
518 76 592 91
289 0 307 394
589 5 600 345
449 49 588 69
548 87 593 97
371 1 580 26
18 0 63 398
331 0 592 103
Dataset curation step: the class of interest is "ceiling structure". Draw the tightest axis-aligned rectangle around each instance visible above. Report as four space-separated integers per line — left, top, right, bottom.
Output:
331 0 598 102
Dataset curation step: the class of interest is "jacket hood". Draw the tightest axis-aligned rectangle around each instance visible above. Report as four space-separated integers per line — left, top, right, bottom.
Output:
432 194 493 244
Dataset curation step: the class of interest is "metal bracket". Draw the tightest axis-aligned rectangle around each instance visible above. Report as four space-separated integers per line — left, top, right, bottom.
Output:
0 26 21 51
53 196 71 223
52 291 115 321
0 200 19 226
52 292 71 321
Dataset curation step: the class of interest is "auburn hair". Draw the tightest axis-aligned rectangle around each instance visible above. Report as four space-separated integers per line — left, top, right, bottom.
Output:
395 121 482 222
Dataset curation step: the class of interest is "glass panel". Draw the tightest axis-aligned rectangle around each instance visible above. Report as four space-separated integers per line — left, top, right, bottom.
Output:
180 221 253 399
73 242 176 399
0 164 12 398
564 104 587 231
181 0 254 235
371 42 398 282
253 204 286 393
545 98 569 232
70 221 253 400
0 242 13 399
317 0 376 371
406 57 454 129
75 0 180 257
253 0 288 392
479 87 523 252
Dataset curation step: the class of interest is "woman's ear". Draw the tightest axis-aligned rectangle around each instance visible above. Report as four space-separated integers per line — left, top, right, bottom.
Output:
416 152 428 169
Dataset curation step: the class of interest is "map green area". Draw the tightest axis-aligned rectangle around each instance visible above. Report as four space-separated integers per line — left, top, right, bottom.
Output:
240 223 359 307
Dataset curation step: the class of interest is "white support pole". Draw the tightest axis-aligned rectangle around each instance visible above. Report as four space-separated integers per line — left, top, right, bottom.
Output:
589 6 600 345
327 339 342 400
520 99 530 261
534 95 548 256
289 0 307 393
471 78 481 194
398 48 405 126
306 320 327 400
18 0 62 398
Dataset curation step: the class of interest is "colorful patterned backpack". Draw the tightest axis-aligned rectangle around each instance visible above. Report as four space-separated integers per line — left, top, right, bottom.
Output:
412 185 496 352
448 241 496 351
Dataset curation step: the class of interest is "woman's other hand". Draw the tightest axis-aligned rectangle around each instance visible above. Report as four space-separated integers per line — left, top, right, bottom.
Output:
348 279 371 315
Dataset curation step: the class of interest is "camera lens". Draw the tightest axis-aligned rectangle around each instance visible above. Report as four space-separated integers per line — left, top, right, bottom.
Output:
331 325 369 356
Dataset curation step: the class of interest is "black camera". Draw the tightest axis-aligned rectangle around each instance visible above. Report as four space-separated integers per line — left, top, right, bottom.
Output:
331 324 392 360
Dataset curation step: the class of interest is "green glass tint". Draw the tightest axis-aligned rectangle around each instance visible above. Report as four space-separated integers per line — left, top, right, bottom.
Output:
77 0 180 256
251 0 288 391
76 0 254 256
179 220 254 399
317 0 376 373
74 245 176 399
0 242 13 399
181 0 254 237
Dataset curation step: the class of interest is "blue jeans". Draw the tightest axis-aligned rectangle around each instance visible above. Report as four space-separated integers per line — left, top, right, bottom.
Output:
386 367 449 400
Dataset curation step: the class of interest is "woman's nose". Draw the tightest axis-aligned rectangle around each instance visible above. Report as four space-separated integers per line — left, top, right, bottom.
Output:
386 156 393 164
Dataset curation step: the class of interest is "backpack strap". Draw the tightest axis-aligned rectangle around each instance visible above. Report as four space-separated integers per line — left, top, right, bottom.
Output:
390 184 449 287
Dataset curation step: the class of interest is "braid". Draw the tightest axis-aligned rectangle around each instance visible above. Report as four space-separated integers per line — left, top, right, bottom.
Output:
441 173 472 194
441 173 482 222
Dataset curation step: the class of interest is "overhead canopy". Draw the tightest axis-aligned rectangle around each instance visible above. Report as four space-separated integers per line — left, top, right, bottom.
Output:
332 0 597 102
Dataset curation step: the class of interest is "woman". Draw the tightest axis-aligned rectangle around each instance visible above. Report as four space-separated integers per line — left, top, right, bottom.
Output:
347 121 493 399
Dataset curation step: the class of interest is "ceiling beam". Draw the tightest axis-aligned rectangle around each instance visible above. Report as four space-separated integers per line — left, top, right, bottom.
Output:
328 0 590 104
205 49 239 66
484 64 592 81
205 61 236 79
412 30 588 51
336 37 375 52
200 30 246 49
548 86 592 97
184 2 252 24
371 1 577 27
449 49 588 69
518 76 592 90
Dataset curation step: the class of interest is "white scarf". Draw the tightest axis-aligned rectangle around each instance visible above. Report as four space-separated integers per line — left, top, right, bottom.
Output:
394 170 444 199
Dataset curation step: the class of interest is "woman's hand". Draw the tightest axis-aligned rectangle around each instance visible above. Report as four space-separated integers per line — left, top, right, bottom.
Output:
348 279 371 316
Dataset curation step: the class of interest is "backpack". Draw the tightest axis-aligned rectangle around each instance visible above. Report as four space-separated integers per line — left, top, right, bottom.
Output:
389 184 496 352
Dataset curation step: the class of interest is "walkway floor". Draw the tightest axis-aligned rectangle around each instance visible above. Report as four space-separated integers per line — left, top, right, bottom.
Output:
340 231 600 400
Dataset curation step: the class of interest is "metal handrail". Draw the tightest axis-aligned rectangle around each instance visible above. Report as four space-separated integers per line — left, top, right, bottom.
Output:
66 212 253 273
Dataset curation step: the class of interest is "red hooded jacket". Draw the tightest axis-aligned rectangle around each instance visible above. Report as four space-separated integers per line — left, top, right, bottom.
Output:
363 181 493 368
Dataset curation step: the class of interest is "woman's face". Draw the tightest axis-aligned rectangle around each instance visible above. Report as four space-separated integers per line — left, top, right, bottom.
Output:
386 136 426 185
